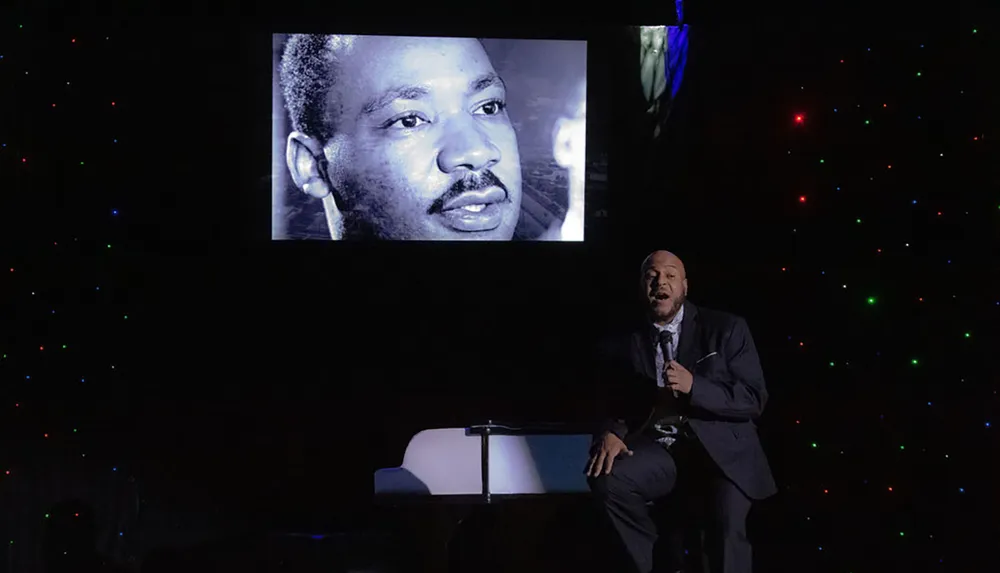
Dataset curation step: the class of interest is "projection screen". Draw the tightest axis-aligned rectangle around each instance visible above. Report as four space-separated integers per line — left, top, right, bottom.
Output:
272 34 588 242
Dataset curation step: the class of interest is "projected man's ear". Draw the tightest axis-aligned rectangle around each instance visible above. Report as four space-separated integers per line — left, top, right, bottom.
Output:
286 132 345 240
549 80 586 242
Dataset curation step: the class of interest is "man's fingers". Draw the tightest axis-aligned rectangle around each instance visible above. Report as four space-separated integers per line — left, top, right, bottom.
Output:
627 449 634 456
602 455 615 475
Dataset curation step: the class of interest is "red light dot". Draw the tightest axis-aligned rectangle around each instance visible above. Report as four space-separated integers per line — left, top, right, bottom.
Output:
883 103 887 108
111 101 116 106
39 346 43 351
794 114 804 123
795 420 800 424
21 158 26 163
840 59 844 63
74 513 79 517
799 342 805 347
937 212 942 216
43 433 48 438
877 248 882 253
799 195 806 203
71 38 76 43
15 403 19 408
51 103 56 108
887 165 892 169
4 471 9 475
918 297 924 302
888 487 893 492
824 489 829 494
781 267 787 272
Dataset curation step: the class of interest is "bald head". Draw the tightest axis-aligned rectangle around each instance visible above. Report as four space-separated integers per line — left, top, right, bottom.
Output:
640 250 688 325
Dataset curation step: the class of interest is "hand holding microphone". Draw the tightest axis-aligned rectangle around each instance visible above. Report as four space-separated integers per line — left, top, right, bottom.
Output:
664 360 694 395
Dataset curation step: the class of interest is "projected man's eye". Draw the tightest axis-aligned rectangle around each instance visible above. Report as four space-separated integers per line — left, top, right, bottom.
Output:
476 99 506 116
274 34 587 242
385 113 428 130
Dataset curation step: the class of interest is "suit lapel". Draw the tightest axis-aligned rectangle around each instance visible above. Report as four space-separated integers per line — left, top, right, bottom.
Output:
631 329 657 381
676 301 700 370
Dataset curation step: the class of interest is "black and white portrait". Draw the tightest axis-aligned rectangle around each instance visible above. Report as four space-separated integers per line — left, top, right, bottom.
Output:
271 34 588 241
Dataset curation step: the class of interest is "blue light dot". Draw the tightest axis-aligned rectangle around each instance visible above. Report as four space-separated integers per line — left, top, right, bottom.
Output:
818 547 823 551
836 187 841 191
80 378 85 383
821 271 825 275
112 209 118 216
119 532 123 536
917 116 922 120
833 108 838 112
987 422 992 428
947 260 952 264
867 47 871 51
959 488 964 493
25 376 30 380
920 44 924 48
112 467 117 471
927 402 932 406
113 139 117 143
912 200 917 204
96 286 100 291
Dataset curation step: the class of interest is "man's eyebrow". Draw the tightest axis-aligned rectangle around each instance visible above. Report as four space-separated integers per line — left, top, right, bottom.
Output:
360 73 506 118
470 72 506 94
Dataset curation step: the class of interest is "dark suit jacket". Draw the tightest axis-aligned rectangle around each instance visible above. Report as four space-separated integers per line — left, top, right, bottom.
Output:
595 301 778 500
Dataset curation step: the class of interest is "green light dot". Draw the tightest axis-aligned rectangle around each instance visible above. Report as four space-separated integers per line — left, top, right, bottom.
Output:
899 445 905 450
44 514 50 519
972 29 977 34
106 244 111 249
124 315 128 320
916 72 922 77
73 428 77 433
80 161 84 166
865 120 870 125
911 359 919 366
899 532 905 537
811 443 818 448
964 332 971 338
819 159 825 164
62 344 67 349
829 362 835 367
867 297 876 305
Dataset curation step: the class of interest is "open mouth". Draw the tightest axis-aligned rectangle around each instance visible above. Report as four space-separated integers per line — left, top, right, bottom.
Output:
654 293 670 301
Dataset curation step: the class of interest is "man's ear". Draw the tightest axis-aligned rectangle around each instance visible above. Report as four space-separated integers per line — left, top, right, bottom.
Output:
552 117 573 169
287 132 333 199
682 278 689 297
286 131 344 240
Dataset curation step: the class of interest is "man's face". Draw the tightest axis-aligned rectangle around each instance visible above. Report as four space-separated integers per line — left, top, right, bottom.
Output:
324 36 521 240
641 251 688 324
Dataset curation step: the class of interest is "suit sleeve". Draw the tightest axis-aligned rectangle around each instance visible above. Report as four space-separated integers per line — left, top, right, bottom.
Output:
688 318 769 420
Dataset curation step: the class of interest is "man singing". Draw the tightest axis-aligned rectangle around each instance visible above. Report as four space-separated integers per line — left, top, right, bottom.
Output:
587 250 777 573
280 34 522 240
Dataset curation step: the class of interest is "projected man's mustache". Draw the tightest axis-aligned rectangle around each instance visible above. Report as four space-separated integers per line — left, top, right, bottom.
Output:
429 171 508 214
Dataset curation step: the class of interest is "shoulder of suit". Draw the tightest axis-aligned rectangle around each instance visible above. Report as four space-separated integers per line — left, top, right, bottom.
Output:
693 305 747 331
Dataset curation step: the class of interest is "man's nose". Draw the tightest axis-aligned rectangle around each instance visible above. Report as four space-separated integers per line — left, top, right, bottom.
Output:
437 118 501 174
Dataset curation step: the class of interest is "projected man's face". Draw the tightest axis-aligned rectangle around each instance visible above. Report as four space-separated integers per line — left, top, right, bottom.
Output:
641 250 688 325
322 36 521 240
